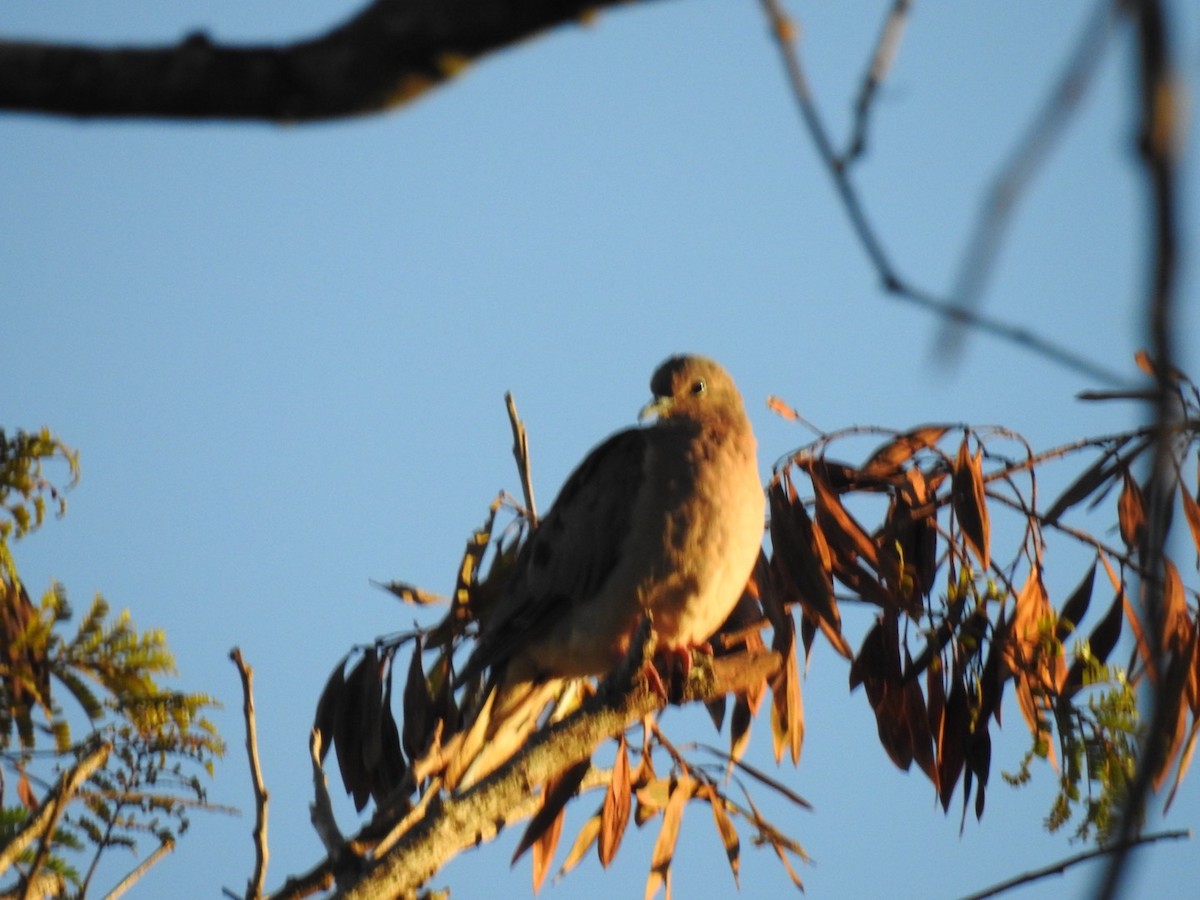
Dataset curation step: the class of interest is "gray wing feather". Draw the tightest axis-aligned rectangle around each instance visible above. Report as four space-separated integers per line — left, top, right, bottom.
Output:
460 426 648 681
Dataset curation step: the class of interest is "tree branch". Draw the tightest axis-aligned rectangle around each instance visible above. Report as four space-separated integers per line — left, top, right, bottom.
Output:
337 650 781 899
758 0 1130 387
231 648 270 900
0 742 110 883
0 0 662 121
960 829 1190 900
1098 1 1183 896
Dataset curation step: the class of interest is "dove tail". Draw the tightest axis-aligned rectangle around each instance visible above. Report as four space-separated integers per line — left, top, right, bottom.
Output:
445 677 564 791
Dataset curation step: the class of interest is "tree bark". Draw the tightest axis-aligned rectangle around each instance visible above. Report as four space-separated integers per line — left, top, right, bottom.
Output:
0 0 662 122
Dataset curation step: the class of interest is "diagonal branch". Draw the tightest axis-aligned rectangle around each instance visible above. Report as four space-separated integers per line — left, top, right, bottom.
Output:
337 650 781 900
758 0 1129 387
960 829 1190 900
0 0 664 121
0 742 110 880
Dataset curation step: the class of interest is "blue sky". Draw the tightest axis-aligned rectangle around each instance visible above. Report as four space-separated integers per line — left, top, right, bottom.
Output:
5 1 1200 897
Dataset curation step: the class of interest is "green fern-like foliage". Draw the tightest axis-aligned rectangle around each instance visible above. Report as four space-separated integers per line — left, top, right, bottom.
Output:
0 428 223 898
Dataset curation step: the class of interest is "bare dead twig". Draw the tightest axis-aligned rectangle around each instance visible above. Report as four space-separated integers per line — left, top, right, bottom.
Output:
231 647 270 900
841 0 913 166
505 391 538 525
757 0 1129 387
960 828 1190 900
104 838 175 900
939 0 1119 358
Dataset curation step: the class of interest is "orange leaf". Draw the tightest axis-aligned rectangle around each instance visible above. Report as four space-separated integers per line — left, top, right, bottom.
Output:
512 758 590 868
952 438 990 571
769 617 804 764
1117 468 1146 549
558 815 601 880
697 783 740 886
861 426 948 479
646 776 692 900
599 736 632 868
531 803 565 893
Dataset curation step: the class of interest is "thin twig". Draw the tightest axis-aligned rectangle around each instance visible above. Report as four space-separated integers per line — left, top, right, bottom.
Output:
960 828 1190 900
103 838 175 900
231 647 270 899
0 743 111 876
505 391 538 526
841 0 913 165
939 0 1118 358
757 0 1128 386
1099 1 1183 897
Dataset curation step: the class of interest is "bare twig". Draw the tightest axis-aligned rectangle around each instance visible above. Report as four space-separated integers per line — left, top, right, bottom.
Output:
758 0 1128 386
960 829 1190 900
231 647 270 899
104 838 175 900
939 0 1118 358
1098 2 1183 898
505 392 538 525
841 0 914 165
0 743 110 886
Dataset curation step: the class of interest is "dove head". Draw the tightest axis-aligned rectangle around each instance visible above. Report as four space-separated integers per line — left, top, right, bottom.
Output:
640 355 747 423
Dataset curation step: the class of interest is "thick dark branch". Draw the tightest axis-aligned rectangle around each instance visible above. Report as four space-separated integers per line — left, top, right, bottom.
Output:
0 0 659 121
337 650 781 899
1098 0 1183 897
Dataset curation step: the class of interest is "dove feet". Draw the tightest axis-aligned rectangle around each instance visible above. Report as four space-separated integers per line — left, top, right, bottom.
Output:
644 642 713 704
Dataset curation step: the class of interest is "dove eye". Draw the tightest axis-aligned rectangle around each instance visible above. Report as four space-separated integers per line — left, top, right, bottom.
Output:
690 379 707 396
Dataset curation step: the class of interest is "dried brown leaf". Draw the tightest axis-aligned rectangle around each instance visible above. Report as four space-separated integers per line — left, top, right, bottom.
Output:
312 655 348 764
937 673 968 813
599 736 632 868
952 439 990 571
557 814 602 880
768 479 851 658
646 776 693 900
769 617 804 764
1042 439 1131 525
1117 467 1146 549
1163 718 1199 813
861 426 948 479
696 783 740 887
811 466 880 571
402 636 432 761
1056 562 1097 644
513 758 591 868
531 803 565 894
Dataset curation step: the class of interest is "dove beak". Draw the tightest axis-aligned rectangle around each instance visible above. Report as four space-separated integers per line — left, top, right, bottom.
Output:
639 396 672 422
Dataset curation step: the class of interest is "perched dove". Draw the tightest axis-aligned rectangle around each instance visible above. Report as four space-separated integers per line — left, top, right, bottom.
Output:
449 354 763 787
